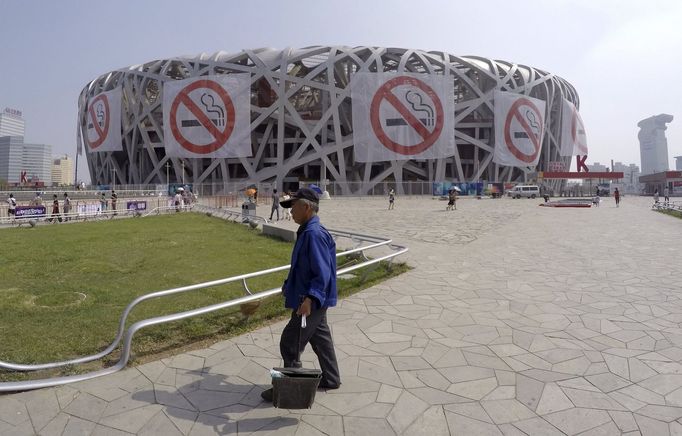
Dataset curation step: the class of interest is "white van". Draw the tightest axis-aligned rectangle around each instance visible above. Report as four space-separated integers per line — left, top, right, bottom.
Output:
507 185 540 199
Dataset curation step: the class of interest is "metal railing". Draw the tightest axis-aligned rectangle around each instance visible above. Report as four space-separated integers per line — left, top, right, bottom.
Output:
652 200 682 212
0 207 407 392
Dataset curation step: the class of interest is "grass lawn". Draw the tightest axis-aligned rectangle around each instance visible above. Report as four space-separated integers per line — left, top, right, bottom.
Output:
0 214 408 381
657 208 682 219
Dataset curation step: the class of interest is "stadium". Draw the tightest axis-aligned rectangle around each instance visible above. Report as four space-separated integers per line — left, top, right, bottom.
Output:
77 46 579 195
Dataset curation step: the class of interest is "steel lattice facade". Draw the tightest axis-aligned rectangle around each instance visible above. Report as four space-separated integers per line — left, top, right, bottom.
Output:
78 46 579 194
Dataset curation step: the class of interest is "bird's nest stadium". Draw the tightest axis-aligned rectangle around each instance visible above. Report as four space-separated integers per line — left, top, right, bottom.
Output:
77 46 579 195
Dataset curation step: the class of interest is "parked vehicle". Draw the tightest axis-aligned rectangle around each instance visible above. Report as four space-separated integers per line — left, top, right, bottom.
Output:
507 185 540 199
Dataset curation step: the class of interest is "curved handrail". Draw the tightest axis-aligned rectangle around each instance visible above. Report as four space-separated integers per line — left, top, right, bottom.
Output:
0 205 407 392
0 232 394 372
0 240 407 392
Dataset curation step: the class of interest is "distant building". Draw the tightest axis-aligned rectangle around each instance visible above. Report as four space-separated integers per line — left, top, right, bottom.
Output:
612 162 642 194
0 107 25 138
0 136 52 185
587 162 608 172
52 155 73 186
0 136 23 183
638 114 673 175
675 156 682 171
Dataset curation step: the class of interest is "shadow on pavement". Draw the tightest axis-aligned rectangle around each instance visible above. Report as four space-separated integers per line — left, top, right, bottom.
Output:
131 369 297 435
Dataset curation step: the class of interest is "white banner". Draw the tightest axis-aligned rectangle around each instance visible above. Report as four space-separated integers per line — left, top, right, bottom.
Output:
493 91 546 168
163 75 251 158
351 72 455 162
559 98 588 156
86 88 122 153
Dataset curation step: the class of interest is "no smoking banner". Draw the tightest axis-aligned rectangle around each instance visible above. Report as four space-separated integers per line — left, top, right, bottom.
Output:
86 88 122 153
559 98 588 156
163 75 251 158
351 72 455 162
493 91 546 168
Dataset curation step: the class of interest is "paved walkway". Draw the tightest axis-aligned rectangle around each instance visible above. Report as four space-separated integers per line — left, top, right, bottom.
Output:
2 195 681 435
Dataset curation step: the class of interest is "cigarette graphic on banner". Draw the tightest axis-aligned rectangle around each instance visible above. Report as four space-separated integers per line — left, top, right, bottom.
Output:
492 91 546 168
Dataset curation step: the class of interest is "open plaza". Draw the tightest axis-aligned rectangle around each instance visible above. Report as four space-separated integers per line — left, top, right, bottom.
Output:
0 195 680 435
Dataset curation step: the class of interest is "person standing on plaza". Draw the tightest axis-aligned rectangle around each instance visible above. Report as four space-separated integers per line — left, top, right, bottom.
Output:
99 192 107 214
388 188 395 210
7 193 17 218
63 192 72 221
174 189 183 212
261 188 341 402
31 192 43 207
614 188 620 208
111 191 118 216
664 186 670 203
654 189 660 205
269 189 280 221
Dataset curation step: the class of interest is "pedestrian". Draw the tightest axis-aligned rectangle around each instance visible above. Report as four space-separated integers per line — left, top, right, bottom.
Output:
614 188 620 208
99 192 107 214
63 192 71 221
111 191 118 216
49 194 61 223
174 189 183 212
447 189 457 211
388 188 395 210
654 189 659 204
282 192 292 220
664 186 670 203
261 188 341 402
182 186 193 209
7 193 17 218
269 189 280 221
31 192 43 207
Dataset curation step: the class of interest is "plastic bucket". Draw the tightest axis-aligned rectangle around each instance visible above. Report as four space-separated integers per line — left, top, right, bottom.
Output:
272 367 322 409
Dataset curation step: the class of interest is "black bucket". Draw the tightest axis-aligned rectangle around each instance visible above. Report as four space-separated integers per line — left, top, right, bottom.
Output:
271 367 322 409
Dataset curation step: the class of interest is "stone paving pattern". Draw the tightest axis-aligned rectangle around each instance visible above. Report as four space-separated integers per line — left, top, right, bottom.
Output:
1 195 681 435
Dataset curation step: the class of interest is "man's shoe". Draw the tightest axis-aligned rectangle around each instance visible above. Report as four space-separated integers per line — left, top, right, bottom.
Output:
318 381 340 390
260 387 273 402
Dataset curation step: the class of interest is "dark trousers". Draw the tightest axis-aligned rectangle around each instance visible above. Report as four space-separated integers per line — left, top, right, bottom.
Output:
280 308 341 387
269 205 279 220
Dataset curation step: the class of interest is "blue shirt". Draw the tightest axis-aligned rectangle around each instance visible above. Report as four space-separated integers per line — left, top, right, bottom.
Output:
283 215 337 309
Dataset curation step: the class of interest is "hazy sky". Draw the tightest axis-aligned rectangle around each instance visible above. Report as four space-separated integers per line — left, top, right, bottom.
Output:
1 0 681 182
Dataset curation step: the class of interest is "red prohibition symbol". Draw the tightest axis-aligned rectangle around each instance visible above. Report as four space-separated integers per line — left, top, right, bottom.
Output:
503 98 543 163
169 80 236 154
87 94 110 149
370 76 444 155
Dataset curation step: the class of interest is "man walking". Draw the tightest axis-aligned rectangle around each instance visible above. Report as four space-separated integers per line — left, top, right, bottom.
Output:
269 189 280 221
261 188 341 402
63 193 72 221
7 193 17 218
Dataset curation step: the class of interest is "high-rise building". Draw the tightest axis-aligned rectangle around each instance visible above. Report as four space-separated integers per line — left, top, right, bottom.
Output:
0 136 24 183
0 136 52 185
52 155 73 186
0 107 25 138
675 156 682 171
638 114 673 175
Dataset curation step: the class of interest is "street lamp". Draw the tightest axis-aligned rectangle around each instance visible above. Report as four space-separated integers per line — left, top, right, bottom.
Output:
181 160 185 185
166 161 170 185
111 166 116 190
